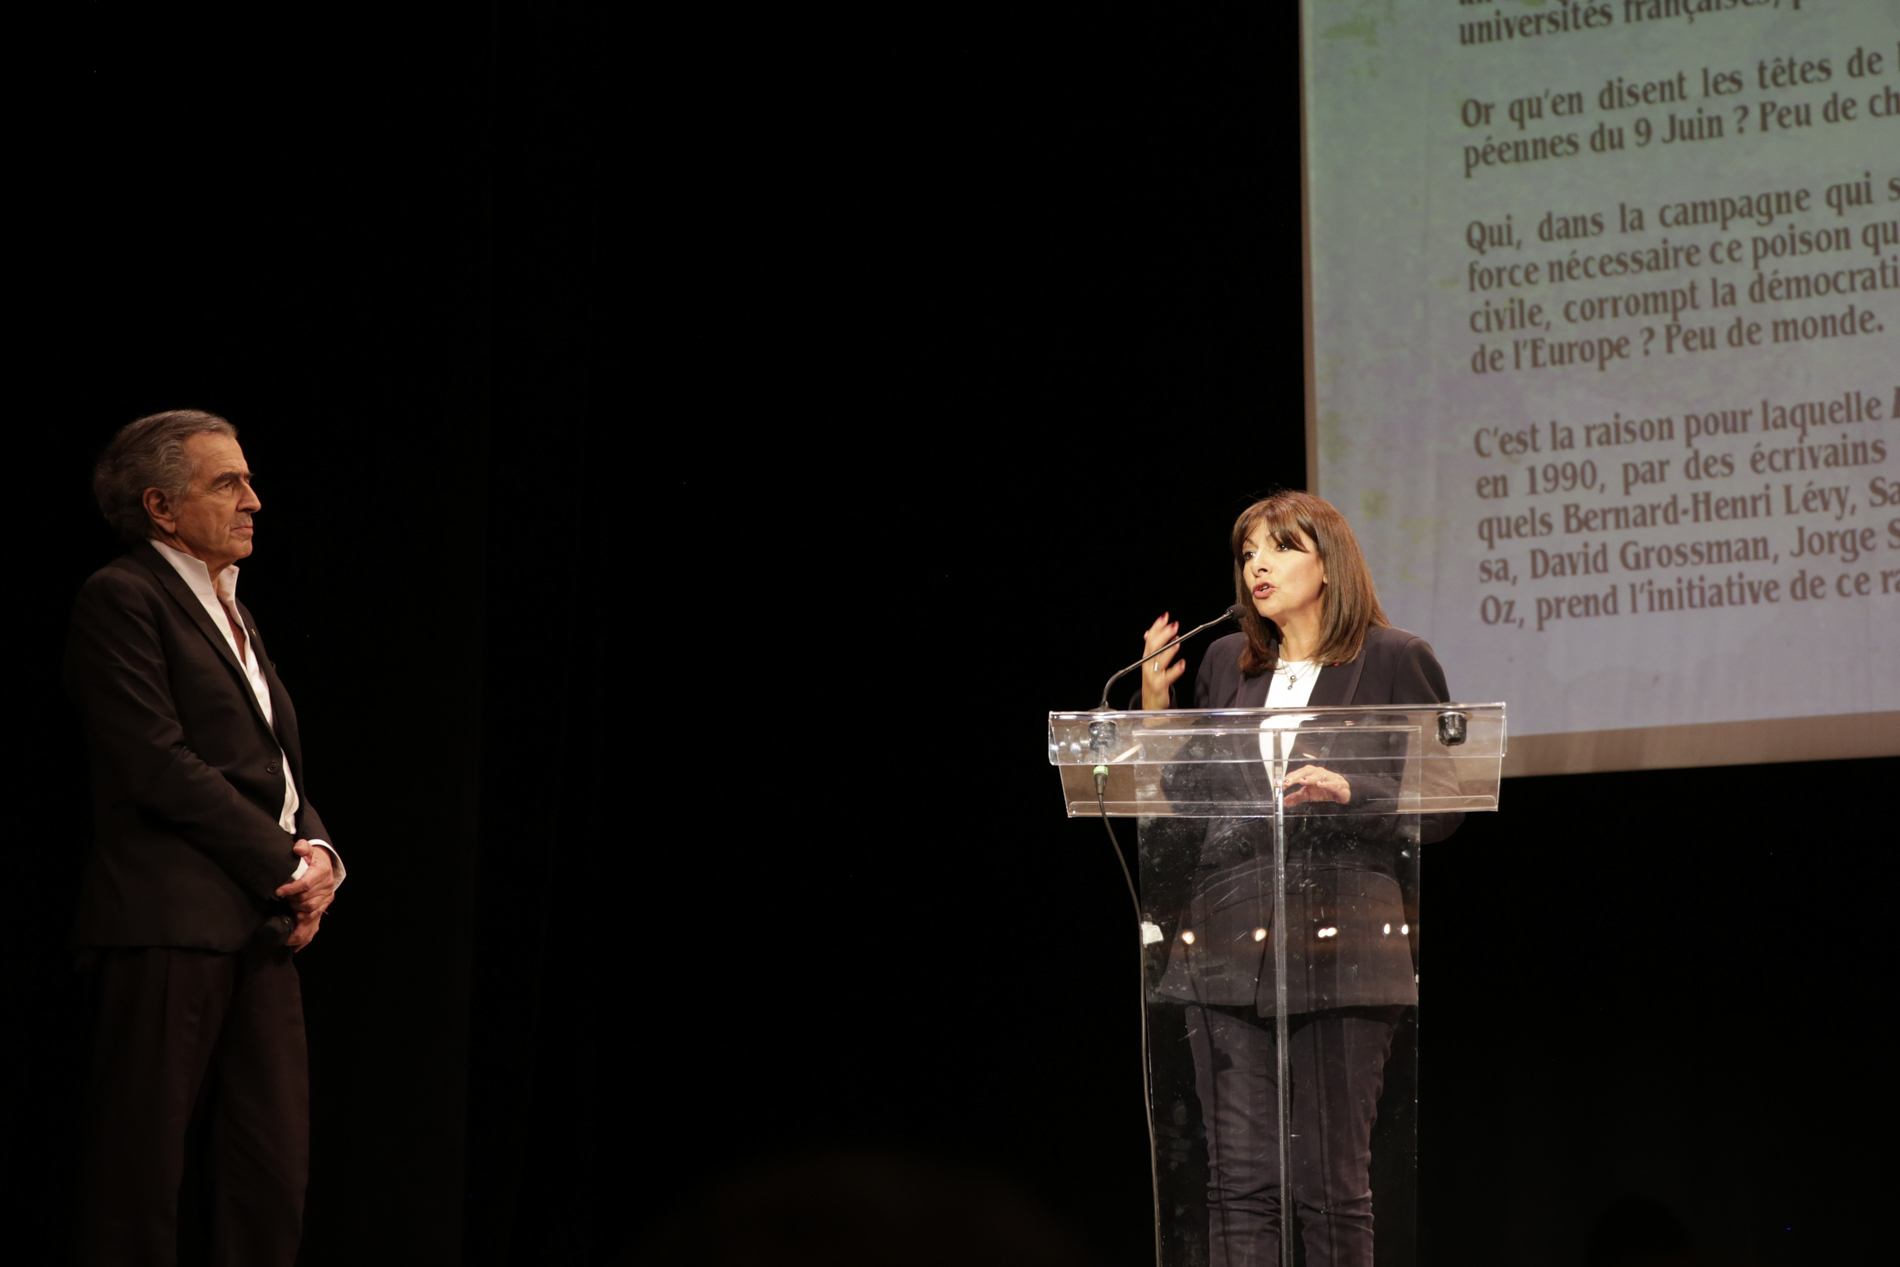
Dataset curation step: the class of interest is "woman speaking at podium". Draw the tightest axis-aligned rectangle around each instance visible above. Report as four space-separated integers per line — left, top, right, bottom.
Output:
1138 490 1457 1267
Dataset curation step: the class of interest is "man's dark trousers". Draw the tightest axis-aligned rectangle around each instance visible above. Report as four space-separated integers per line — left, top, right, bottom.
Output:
74 938 308 1267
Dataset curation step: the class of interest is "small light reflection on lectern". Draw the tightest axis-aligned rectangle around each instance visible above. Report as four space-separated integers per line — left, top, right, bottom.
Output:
1181 930 1196 944
1253 928 1267 942
1317 927 1338 939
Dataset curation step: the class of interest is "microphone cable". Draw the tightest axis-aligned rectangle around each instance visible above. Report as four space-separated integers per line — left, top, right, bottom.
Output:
1095 767 1164 1267
1088 604 1238 1265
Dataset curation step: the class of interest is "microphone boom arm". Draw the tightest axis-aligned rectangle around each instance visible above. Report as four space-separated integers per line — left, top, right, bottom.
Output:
1096 606 1239 710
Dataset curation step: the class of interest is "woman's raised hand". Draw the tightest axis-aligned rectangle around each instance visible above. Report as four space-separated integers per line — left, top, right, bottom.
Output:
1140 613 1186 710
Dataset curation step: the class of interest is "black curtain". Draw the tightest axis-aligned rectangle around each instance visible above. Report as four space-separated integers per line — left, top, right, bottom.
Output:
461 4 609 1263
10 4 497 1262
9 7 1893 1266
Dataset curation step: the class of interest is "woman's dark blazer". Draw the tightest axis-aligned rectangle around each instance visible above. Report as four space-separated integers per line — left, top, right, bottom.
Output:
1192 624 1452 717
1150 625 1458 1015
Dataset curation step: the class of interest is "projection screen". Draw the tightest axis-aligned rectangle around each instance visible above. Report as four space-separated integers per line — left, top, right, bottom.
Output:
1301 1 1899 776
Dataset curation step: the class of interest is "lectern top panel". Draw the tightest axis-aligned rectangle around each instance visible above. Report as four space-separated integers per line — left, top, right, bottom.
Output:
1048 704 1506 818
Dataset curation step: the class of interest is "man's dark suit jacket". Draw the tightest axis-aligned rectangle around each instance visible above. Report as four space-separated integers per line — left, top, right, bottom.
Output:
1149 624 1456 1014
65 540 329 952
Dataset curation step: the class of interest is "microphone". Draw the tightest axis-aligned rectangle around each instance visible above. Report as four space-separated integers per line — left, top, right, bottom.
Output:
1097 605 1239 710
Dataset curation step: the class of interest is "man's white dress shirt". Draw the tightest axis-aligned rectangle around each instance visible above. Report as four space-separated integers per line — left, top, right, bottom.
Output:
149 539 344 886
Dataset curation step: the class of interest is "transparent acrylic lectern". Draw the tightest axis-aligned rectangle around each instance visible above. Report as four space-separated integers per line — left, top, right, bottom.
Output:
1048 703 1505 1267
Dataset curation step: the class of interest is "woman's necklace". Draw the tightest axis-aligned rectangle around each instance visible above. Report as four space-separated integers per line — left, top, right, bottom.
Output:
1277 659 1314 686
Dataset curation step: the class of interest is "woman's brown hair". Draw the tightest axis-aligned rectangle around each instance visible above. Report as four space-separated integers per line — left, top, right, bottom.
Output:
1230 491 1388 675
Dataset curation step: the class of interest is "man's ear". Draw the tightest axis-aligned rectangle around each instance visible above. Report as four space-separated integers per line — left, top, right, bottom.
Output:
142 487 177 536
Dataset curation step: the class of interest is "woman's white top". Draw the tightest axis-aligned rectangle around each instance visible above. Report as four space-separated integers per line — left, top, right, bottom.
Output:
1260 659 1322 779
1264 659 1321 709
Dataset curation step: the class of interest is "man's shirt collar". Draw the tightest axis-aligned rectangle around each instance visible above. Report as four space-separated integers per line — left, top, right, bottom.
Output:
149 537 241 606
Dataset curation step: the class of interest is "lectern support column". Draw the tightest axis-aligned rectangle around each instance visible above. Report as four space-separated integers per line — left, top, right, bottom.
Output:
1271 790 1292 1267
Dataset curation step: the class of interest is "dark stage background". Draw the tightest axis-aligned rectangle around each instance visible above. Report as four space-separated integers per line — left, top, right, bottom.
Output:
7 6 1891 1266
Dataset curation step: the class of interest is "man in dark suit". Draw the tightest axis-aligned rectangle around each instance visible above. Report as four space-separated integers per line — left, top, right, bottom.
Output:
66 409 340 1267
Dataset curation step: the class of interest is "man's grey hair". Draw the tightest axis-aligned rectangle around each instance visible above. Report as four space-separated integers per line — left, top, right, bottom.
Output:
93 410 239 542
